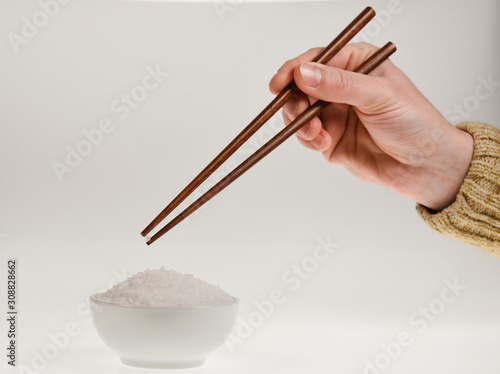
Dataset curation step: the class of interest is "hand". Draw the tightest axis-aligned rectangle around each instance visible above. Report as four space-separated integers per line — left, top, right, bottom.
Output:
269 43 474 211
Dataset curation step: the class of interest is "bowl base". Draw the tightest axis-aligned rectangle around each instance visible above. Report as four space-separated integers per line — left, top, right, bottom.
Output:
121 357 205 370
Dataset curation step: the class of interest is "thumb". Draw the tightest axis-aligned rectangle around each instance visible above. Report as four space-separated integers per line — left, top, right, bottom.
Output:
294 62 386 109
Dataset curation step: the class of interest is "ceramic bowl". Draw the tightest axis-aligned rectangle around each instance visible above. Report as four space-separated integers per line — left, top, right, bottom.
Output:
89 294 239 369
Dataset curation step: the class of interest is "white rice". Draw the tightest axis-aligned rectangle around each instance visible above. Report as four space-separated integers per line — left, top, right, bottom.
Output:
93 267 235 307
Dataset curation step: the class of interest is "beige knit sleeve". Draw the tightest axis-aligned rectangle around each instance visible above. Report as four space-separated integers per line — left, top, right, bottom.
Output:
416 122 500 259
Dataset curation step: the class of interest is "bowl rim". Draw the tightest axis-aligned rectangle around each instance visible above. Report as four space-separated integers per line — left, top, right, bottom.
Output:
89 293 239 310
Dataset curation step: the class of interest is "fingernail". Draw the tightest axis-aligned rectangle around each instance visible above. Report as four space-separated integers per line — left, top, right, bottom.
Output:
283 96 297 118
298 125 309 138
311 135 324 149
300 63 322 87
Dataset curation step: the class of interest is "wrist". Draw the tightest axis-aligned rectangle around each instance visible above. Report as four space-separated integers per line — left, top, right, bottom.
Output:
416 125 474 211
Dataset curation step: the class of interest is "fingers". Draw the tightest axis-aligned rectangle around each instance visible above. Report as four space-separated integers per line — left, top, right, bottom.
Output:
271 42 394 113
294 61 392 110
297 128 332 153
269 43 381 95
281 92 331 153
269 48 323 95
270 42 393 155
282 92 320 139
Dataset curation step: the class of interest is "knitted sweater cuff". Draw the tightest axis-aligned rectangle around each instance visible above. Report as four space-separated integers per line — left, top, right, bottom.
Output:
416 122 500 258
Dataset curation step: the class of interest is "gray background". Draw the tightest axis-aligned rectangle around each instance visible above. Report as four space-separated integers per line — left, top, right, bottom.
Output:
1 0 500 373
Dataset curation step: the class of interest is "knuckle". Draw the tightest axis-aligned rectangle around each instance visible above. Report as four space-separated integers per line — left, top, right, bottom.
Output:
350 41 378 51
376 80 399 104
307 47 323 55
280 59 298 74
328 69 354 94
282 58 294 68
283 47 323 70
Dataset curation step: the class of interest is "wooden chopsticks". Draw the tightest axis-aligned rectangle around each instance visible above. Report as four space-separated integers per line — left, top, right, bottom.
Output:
145 41 396 245
142 7 396 245
141 7 375 239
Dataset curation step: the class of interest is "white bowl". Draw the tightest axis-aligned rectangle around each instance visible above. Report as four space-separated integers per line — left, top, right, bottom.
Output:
89 294 239 369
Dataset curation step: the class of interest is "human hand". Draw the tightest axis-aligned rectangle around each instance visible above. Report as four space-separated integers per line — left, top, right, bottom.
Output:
269 43 474 211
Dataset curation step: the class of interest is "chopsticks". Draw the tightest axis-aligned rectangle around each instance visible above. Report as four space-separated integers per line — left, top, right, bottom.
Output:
145 41 397 245
141 7 376 239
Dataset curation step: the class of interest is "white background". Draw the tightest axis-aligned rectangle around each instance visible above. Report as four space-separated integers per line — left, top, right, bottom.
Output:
1 0 500 373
